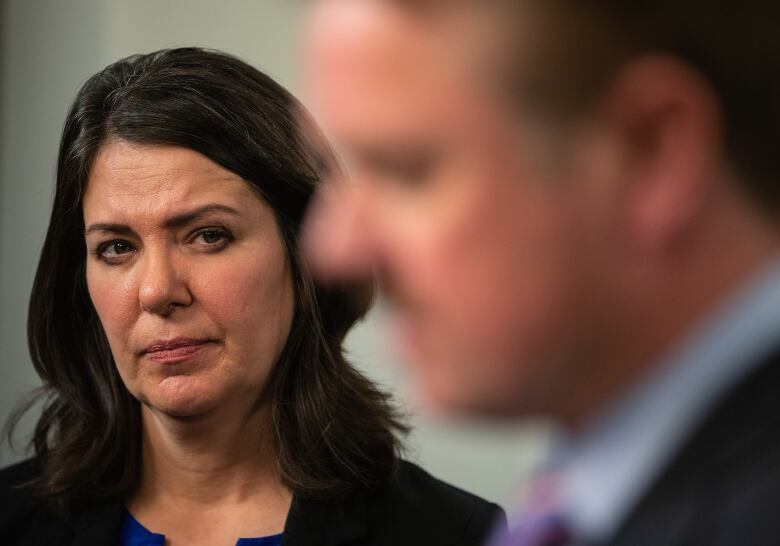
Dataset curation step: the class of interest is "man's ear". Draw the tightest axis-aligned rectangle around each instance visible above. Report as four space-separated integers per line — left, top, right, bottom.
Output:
603 55 722 256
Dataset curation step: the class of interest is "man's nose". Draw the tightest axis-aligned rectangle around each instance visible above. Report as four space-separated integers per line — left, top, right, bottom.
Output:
301 179 377 281
138 250 192 316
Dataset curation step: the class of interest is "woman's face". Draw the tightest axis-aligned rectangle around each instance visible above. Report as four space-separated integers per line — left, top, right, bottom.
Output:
83 140 295 419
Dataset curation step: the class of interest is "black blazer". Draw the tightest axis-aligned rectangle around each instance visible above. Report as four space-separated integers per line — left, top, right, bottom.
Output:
0 459 503 546
601 348 780 546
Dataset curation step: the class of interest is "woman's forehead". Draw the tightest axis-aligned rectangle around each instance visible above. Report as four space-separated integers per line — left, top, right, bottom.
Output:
83 140 261 222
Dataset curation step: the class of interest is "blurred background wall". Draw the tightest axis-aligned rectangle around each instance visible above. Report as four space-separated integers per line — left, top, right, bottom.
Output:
0 0 546 509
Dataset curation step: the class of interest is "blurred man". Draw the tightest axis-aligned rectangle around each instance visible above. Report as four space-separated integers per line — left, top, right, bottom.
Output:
303 1 780 544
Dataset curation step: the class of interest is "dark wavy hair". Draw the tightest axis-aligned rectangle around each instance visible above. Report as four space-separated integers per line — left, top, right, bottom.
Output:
8 47 407 513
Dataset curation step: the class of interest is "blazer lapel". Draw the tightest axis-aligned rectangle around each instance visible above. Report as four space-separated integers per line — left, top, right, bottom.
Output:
67 498 126 545
282 490 369 546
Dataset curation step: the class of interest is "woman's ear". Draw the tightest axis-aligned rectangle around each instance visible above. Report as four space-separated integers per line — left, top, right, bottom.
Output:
603 55 722 256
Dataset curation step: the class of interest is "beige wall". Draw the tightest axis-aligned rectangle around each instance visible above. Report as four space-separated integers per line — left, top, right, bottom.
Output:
0 0 545 509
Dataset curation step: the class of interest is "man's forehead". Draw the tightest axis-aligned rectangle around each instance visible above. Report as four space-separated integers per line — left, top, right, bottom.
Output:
306 0 511 142
309 2 521 72
307 0 450 91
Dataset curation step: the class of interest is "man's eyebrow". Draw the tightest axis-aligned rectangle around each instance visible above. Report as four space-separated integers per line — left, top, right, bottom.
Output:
353 140 442 165
84 204 242 235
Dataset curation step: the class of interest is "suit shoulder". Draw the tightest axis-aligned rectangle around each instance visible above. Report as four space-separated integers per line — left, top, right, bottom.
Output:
365 460 505 545
707 436 780 545
610 355 780 545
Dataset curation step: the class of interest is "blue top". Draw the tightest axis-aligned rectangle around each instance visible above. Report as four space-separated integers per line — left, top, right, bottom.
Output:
120 511 284 546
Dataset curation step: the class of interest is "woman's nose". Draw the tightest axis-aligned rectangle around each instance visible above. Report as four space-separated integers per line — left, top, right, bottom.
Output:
138 251 192 316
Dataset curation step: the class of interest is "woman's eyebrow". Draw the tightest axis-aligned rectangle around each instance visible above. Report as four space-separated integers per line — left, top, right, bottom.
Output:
84 204 242 235
162 203 242 229
84 223 134 236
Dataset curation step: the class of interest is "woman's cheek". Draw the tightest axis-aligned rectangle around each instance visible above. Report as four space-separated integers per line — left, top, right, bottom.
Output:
87 270 138 357
203 247 291 318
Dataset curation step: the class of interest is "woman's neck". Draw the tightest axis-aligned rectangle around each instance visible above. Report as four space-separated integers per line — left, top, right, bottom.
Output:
128 402 291 540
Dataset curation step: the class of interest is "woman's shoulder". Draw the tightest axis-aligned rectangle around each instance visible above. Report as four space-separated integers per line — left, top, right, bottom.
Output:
0 458 46 541
382 460 504 524
286 459 505 546
0 457 126 545
0 458 39 512
389 460 501 513
364 459 506 545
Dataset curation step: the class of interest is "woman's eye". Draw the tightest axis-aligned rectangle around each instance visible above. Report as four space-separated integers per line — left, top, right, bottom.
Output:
195 229 232 247
100 241 134 259
200 231 223 244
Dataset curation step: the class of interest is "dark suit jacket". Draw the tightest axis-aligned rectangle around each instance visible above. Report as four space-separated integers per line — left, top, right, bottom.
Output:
600 349 780 546
0 459 504 546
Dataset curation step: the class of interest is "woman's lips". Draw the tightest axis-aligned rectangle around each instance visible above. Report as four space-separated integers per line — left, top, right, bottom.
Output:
143 339 215 364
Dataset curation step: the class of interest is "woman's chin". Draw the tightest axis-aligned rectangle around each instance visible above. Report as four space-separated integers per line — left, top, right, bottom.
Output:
144 376 222 419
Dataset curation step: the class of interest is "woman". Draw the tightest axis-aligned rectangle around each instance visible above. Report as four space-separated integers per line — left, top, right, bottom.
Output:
0 48 503 545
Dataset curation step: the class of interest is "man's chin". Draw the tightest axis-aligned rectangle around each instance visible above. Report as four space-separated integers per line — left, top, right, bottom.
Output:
413 370 528 420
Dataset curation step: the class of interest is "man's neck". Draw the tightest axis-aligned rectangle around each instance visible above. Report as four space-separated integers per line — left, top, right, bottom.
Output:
563 186 780 428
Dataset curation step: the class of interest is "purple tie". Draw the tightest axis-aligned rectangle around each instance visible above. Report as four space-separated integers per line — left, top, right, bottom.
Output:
487 473 573 546
494 512 572 546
